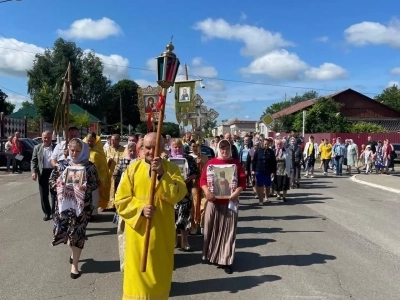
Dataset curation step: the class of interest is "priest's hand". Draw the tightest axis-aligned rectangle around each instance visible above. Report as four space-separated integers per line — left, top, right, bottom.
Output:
151 157 164 176
142 205 156 218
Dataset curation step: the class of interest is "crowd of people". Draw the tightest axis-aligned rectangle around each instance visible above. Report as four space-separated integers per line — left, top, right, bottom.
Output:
26 128 397 299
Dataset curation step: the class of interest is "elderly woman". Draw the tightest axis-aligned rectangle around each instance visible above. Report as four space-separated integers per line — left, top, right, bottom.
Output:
112 141 140 272
346 139 358 175
49 138 99 279
200 139 246 274
273 139 291 201
170 139 199 251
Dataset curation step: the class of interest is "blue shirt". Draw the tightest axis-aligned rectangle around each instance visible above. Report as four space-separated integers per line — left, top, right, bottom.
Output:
241 148 250 163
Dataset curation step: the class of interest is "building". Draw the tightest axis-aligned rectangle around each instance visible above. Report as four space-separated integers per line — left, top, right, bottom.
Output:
271 88 400 131
212 118 258 137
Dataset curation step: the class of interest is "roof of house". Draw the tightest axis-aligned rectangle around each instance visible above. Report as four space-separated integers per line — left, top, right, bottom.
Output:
271 89 347 119
221 118 258 126
8 104 103 123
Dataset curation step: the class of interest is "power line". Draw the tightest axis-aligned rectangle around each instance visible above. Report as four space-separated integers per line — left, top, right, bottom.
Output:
0 43 381 96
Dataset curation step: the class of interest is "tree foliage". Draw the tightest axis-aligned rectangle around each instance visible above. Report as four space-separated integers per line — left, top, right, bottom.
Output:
203 120 217 137
0 89 15 115
134 121 180 137
262 91 319 132
32 83 58 122
27 38 111 118
350 122 387 133
107 79 140 128
374 84 400 111
292 98 351 133
70 111 92 128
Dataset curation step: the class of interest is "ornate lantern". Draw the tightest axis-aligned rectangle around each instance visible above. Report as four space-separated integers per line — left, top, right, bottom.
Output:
156 41 180 88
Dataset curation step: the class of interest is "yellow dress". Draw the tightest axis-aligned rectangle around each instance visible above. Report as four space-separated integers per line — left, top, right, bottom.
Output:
83 136 111 209
115 159 187 300
105 145 125 208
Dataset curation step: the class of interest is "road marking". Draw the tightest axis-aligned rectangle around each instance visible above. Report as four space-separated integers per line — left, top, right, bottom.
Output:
351 175 400 194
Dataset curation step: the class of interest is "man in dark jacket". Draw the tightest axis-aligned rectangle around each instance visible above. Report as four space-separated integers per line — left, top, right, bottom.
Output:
224 132 239 160
252 138 276 205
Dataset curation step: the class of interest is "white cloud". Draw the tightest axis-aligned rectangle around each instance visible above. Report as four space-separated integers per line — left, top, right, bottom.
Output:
387 80 399 87
0 38 44 77
7 93 29 110
240 12 247 21
305 63 348 80
204 80 225 91
57 17 122 40
89 51 130 81
146 57 157 72
390 67 400 75
193 18 293 57
0 37 129 81
134 79 155 88
344 18 400 47
315 36 329 42
244 115 249 119
240 49 308 79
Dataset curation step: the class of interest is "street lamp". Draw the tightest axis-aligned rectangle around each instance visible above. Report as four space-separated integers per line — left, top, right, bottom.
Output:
141 39 180 273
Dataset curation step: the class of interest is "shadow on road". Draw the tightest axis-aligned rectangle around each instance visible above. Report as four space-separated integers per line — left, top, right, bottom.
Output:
170 274 281 297
80 258 120 274
234 252 336 272
90 213 115 223
86 226 117 238
236 226 324 235
238 215 319 222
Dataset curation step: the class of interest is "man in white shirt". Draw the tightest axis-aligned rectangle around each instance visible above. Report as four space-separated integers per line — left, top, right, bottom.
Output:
31 131 57 221
50 126 80 167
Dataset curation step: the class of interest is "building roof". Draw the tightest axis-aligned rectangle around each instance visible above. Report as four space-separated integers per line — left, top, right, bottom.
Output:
8 104 103 123
222 118 258 126
271 89 347 119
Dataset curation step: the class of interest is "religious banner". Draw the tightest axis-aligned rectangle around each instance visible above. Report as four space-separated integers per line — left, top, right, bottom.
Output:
174 80 197 126
137 85 163 130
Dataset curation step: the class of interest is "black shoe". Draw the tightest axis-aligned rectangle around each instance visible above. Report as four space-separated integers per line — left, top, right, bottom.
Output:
69 256 73 264
224 266 233 274
70 272 81 279
43 215 51 221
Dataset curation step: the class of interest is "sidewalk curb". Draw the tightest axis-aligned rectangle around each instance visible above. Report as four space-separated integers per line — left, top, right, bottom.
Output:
350 175 400 194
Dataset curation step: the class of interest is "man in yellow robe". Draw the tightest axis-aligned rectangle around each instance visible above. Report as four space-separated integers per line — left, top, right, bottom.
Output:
115 132 187 300
105 134 125 209
84 133 111 211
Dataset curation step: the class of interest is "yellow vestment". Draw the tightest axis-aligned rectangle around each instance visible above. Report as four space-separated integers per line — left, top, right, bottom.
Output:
105 145 125 208
115 159 187 300
83 136 111 209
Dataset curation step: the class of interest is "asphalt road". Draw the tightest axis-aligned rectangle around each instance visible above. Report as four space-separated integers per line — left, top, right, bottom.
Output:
0 168 399 300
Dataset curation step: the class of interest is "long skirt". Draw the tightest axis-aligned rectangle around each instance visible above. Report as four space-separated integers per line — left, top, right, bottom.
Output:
274 175 290 192
202 201 238 266
175 193 192 231
91 189 99 216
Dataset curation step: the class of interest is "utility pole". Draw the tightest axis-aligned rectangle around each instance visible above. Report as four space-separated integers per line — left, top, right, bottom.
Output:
119 91 123 136
184 63 189 80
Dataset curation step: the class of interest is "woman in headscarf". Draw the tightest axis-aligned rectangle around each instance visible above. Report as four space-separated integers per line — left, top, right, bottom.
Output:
273 139 291 201
49 138 99 279
346 139 358 175
170 139 199 251
200 139 246 274
113 141 141 272
83 132 111 213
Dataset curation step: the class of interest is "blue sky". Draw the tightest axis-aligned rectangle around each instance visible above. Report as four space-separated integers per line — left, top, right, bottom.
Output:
0 0 399 124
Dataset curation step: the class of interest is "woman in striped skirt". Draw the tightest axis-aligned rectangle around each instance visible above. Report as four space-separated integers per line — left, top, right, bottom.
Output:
200 139 246 274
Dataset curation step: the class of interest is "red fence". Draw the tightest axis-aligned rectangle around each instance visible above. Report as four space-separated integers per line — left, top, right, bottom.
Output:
269 132 400 145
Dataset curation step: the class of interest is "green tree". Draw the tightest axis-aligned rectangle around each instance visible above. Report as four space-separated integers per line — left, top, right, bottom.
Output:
0 89 15 115
27 38 111 118
163 122 180 137
203 120 217 137
262 91 319 132
32 83 58 122
374 84 400 111
70 111 92 128
107 80 140 129
350 122 387 133
292 98 351 133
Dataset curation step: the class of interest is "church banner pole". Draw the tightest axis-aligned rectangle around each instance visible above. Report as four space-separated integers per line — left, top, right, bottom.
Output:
141 38 180 273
